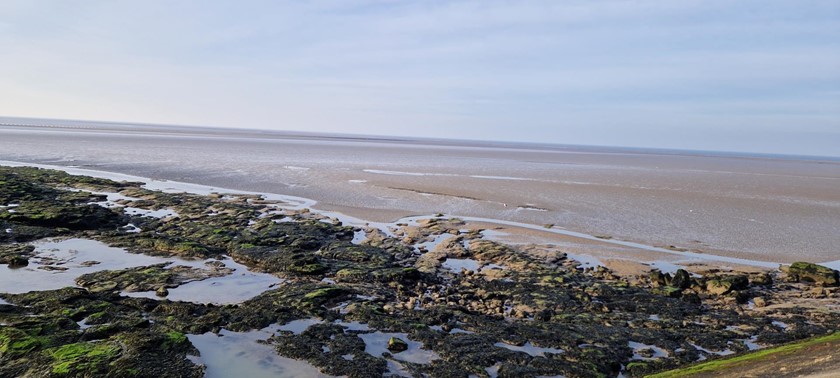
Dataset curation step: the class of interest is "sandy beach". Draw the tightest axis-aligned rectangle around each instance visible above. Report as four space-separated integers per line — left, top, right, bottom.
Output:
1 122 838 270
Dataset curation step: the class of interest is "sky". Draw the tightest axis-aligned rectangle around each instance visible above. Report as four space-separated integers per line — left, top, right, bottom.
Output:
0 1 838 156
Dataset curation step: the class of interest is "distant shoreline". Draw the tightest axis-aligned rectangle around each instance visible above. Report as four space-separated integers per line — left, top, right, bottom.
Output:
2 116 839 163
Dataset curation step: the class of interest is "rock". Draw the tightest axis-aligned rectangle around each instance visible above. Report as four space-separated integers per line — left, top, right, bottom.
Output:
707 280 732 295
156 287 169 297
749 272 773 286
784 262 839 286
670 269 691 289
706 275 749 295
809 287 826 298
638 348 655 358
387 337 408 353
8 256 28 268
753 297 767 307
648 270 667 287
39 265 68 271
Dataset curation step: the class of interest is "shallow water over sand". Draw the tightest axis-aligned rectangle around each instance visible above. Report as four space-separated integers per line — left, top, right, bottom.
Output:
1 124 838 264
187 326 331 378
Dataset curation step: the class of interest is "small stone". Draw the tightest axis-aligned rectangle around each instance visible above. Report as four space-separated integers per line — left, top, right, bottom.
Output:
8 256 28 268
753 297 767 307
156 287 169 297
387 337 408 352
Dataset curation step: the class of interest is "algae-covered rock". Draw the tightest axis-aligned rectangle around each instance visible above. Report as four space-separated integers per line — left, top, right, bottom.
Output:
387 337 408 352
783 262 839 286
705 275 749 295
670 269 691 290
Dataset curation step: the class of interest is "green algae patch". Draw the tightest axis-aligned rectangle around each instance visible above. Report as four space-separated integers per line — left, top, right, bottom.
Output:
162 331 189 351
304 287 346 300
48 342 121 375
646 332 840 378
0 327 47 358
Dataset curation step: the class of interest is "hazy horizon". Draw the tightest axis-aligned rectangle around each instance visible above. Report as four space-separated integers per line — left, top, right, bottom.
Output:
4 114 840 160
1 1 838 156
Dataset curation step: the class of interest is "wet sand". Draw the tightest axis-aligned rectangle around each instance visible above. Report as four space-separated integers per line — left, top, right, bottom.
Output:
1 121 838 267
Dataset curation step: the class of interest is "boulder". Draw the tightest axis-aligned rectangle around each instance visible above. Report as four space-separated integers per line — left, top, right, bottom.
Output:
706 275 749 295
670 269 691 289
783 262 839 286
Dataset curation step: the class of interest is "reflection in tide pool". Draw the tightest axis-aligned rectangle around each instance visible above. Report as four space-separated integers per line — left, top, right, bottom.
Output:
187 326 332 378
0 238 180 294
121 256 283 305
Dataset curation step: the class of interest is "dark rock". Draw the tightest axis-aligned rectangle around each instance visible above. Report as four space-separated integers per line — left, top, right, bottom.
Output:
670 269 691 289
387 337 408 352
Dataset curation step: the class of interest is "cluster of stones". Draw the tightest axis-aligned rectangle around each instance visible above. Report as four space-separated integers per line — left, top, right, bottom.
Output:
1 166 838 378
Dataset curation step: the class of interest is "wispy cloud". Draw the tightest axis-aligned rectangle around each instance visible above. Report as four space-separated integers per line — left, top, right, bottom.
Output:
0 0 838 155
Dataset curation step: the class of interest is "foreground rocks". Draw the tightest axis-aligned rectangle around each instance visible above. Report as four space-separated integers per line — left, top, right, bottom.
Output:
1 166 838 377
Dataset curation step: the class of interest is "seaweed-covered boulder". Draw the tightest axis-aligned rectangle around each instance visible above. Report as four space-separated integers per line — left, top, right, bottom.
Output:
783 262 839 286
706 275 749 295
669 269 691 290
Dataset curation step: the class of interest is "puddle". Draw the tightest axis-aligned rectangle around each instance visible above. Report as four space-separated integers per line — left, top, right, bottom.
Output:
335 320 371 332
0 298 10 305
628 341 669 360
485 363 502 378
277 318 323 335
187 326 332 378
442 258 480 273
771 321 790 330
820 260 840 270
120 256 283 305
742 336 762 351
123 223 142 233
76 317 95 330
449 328 474 335
648 315 660 321
351 230 367 245
385 359 413 377
494 341 564 357
0 238 192 294
358 332 440 364
565 253 604 269
123 207 179 218
690 343 734 357
414 234 454 253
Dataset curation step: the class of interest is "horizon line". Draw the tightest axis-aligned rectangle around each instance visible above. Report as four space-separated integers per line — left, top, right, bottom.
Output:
1 114 838 162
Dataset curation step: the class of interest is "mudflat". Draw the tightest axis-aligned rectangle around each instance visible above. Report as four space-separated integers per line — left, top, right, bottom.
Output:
1 122 838 267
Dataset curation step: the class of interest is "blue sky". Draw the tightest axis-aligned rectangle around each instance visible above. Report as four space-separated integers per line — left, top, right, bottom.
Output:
1 1 838 156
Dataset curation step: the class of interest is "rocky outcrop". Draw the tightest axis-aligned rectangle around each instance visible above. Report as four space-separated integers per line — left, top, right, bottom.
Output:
782 262 839 286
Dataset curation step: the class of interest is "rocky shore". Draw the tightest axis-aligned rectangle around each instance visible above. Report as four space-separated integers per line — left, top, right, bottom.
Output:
1 166 838 377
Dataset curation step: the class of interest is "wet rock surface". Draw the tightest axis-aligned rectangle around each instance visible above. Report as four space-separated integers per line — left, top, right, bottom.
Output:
1 166 838 377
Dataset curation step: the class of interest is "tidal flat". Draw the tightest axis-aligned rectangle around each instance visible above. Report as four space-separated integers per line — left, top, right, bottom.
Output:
1 166 838 377
1 123 839 267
